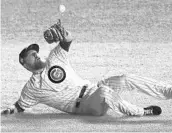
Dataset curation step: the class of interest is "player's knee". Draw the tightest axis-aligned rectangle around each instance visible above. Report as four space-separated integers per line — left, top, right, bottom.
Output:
99 74 127 86
106 74 127 87
109 74 126 81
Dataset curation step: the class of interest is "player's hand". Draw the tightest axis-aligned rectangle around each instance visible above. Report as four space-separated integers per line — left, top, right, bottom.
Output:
44 19 67 44
1 108 15 115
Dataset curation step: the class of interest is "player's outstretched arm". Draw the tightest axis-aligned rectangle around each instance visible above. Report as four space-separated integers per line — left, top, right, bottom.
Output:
44 19 73 52
1 101 25 115
59 30 72 52
1 81 40 115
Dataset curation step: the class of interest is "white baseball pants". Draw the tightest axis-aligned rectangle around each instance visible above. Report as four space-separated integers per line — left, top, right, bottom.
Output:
98 74 172 116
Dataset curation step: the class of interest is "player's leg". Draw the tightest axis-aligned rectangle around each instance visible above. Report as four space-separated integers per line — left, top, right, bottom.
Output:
100 86 162 116
126 74 172 100
98 73 172 100
97 74 129 94
77 85 161 116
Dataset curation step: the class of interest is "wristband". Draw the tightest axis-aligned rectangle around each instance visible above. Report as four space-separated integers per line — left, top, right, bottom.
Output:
14 102 25 112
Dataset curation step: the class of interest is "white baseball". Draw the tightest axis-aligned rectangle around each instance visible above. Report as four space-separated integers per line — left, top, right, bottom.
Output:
59 5 66 13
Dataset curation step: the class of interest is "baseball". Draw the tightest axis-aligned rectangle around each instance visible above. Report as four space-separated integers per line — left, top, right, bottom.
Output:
59 5 66 13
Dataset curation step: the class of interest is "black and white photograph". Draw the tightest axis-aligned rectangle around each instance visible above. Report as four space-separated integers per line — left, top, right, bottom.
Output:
1 0 172 132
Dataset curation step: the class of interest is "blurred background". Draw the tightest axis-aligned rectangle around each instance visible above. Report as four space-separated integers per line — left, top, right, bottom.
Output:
2 0 172 44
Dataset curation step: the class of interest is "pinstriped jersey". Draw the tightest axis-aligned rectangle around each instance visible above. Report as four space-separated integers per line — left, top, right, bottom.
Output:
18 44 91 113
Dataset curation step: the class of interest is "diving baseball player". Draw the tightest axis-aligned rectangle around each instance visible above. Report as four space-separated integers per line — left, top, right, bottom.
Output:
1 19 172 117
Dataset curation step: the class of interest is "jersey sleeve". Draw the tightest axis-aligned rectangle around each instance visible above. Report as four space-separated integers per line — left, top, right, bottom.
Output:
59 30 73 52
59 41 72 52
17 81 39 109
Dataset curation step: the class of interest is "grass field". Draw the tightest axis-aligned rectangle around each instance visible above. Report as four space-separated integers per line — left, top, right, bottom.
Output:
1 0 172 132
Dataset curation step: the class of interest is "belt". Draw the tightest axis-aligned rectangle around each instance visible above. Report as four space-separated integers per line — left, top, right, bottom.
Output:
75 85 87 108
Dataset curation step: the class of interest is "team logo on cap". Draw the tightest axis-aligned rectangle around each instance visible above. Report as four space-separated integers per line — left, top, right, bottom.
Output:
48 66 66 83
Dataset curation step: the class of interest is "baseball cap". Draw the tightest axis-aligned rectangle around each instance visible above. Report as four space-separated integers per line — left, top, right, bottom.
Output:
19 44 39 65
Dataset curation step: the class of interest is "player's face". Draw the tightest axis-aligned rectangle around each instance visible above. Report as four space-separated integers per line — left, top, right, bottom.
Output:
24 50 46 72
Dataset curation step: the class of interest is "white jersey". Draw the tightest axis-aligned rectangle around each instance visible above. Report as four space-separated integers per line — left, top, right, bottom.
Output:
17 43 172 116
18 44 91 113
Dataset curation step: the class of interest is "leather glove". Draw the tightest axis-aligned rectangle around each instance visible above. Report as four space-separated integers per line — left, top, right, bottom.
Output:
44 19 68 44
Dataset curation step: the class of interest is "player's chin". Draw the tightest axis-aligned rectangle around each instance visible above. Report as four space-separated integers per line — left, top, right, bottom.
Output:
39 62 46 69
34 61 46 71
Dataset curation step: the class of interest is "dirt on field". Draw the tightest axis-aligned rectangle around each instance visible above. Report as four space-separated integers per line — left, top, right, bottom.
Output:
1 0 172 132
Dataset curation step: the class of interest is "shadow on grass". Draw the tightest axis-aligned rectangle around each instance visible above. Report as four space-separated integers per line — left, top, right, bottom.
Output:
2 112 172 125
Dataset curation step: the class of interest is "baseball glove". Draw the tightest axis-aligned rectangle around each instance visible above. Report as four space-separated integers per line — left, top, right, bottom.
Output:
44 19 67 44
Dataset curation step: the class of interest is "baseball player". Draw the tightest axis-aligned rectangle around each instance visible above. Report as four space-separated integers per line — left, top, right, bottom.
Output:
1 20 172 117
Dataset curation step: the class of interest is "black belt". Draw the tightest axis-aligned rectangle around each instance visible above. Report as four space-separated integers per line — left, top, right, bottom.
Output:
75 85 87 108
